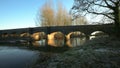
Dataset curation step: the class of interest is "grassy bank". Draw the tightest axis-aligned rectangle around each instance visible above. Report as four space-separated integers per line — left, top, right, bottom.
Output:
31 37 120 68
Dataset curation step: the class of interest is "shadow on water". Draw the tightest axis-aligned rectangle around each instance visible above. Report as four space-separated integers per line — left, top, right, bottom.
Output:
0 43 70 53
28 44 70 53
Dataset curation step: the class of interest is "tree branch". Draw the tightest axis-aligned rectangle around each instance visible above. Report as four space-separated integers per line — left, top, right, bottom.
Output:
104 0 114 9
94 3 108 8
109 0 118 4
86 9 114 20
93 0 108 8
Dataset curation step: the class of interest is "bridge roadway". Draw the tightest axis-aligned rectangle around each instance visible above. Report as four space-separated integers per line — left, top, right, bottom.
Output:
0 25 116 43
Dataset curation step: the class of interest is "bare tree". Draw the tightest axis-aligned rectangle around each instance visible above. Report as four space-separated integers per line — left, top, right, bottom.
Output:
70 0 120 36
39 0 55 26
36 0 72 26
36 0 88 26
55 2 72 26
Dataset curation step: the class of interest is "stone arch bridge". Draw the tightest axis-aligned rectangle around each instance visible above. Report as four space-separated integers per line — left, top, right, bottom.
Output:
0 25 116 45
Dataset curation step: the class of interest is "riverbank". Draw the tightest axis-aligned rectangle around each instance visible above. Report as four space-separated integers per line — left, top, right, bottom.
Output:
31 37 120 68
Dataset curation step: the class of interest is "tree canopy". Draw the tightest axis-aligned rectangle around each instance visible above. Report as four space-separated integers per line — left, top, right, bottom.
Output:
71 0 120 26
36 1 72 26
36 0 88 27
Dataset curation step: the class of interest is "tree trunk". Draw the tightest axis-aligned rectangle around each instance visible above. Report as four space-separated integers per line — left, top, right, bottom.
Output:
114 6 120 37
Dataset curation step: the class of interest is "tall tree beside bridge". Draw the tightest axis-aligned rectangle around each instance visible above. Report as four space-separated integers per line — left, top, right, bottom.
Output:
55 2 72 26
36 0 88 26
36 0 72 26
38 0 55 26
70 0 120 36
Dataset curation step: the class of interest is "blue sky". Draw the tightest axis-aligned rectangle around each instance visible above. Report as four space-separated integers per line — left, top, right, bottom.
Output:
0 0 74 30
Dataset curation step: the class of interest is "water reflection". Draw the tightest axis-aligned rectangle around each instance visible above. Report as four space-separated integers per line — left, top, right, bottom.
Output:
66 37 86 47
32 36 86 47
66 31 86 47
47 32 65 47
32 31 87 47
48 39 65 47
32 39 46 47
32 31 109 47
1 31 109 48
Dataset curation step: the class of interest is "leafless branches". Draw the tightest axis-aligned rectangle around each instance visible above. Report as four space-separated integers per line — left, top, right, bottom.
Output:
70 0 120 24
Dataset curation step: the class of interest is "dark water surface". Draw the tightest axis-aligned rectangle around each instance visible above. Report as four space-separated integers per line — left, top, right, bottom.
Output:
0 38 87 68
0 45 40 68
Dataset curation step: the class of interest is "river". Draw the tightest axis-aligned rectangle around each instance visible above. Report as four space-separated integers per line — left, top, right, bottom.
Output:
0 36 88 67
0 45 41 68
0 44 68 68
0 37 88 68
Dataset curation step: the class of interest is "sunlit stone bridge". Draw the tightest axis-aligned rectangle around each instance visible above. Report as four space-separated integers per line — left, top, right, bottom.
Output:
0 25 116 47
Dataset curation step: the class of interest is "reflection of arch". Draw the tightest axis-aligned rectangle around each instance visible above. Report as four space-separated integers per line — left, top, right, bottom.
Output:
66 31 86 47
48 32 65 47
32 41 46 47
20 32 30 37
90 31 109 40
31 32 46 41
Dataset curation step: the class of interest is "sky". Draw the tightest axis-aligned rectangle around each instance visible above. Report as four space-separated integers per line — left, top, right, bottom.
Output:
0 0 74 30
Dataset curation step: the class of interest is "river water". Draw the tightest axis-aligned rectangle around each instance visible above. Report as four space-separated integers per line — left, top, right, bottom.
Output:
0 37 91 68
0 37 88 68
0 45 41 68
0 44 68 68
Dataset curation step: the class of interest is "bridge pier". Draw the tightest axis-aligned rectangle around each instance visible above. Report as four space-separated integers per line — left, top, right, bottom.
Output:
28 28 34 46
86 35 90 40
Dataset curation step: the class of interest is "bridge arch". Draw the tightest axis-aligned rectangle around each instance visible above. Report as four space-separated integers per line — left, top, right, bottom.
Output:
66 31 86 39
48 31 65 47
66 31 86 47
90 31 109 40
31 32 47 41
20 32 30 37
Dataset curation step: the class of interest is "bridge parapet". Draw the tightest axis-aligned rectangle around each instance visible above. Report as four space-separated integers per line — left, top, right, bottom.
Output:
0 25 116 43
